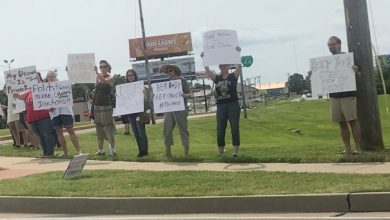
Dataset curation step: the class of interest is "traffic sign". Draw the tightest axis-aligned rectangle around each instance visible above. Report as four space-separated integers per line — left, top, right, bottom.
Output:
241 55 253 67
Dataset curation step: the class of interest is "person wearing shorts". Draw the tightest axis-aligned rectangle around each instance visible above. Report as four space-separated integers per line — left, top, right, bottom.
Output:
327 36 362 155
46 71 81 157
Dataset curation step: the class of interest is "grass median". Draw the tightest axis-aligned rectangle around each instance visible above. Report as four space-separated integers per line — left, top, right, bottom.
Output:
1 96 389 163
0 170 390 197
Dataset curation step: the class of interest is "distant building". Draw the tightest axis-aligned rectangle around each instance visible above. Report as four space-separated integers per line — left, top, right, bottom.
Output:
255 82 288 97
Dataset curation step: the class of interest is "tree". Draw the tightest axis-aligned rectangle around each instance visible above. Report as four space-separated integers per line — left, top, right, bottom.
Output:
113 74 126 86
287 73 305 94
376 66 390 94
193 82 211 90
71 84 95 100
304 72 312 93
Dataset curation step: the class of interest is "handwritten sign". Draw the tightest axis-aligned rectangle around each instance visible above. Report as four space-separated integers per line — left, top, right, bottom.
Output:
67 53 96 83
64 154 89 179
152 80 185 114
4 66 37 95
113 81 145 116
202 29 241 67
32 80 73 110
310 53 356 96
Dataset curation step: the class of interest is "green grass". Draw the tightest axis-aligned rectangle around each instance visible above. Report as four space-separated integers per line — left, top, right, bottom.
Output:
1 95 389 163
0 170 390 197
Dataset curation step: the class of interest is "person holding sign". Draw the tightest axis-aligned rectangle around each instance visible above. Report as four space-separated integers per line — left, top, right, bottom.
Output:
122 69 149 157
311 36 361 155
14 72 55 157
93 60 117 156
45 71 81 157
159 64 191 157
201 47 242 158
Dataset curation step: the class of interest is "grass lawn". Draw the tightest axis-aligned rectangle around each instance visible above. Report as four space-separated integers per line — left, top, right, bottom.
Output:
1 95 389 163
0 170 389 197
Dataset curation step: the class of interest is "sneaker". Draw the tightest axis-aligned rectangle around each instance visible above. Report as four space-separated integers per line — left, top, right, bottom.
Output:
109 147 117 156
95 151 105 156
352 150 361 155
57 153 69 159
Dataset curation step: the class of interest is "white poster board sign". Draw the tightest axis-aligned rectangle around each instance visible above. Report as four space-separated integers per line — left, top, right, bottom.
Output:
32 80 73 110
67 53 96 83
13 98 26 113
4 65 37 95
152 80 185 114
310 53 356 96
202 29 241 66
113 81 145 116
64 153 89 179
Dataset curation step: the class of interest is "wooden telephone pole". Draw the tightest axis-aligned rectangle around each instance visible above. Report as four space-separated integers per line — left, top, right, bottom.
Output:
344 0 384 150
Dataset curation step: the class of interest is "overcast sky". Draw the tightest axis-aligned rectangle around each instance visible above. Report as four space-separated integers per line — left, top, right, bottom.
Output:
0 0 389 87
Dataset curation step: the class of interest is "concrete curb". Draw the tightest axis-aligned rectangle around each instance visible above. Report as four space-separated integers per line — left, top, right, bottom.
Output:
349 192 390 212
0 194 349 214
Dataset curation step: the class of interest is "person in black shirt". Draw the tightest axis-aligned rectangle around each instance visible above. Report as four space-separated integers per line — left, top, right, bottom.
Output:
202 47 242 158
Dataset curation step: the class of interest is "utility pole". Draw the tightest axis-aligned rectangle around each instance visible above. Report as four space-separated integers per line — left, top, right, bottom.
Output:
344 0 384 150
138 0 155 124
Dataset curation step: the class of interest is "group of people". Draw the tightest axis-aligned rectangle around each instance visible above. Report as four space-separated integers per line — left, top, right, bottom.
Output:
91 56 243 158
2 35 361 159
3 71 81 158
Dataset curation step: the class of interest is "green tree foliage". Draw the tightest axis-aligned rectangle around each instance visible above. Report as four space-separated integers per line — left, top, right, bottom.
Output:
113 74 127 86
287 73 305 94
376 66 390 95
193 82 211 90
71 84 95 101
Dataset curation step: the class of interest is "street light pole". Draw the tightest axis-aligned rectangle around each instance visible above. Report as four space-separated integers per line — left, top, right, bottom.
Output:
3 59 14 70
137 0 156 124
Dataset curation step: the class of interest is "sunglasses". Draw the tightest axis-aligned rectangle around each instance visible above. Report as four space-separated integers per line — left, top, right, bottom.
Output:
99 65 108 69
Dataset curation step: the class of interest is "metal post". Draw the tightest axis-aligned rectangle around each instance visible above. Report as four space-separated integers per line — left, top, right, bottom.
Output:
138 0 155 124
240 70 247 118
202 78 208 112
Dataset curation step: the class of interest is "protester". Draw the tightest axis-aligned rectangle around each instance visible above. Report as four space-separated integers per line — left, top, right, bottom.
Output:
14 72 55 157
201 46 242 158
324 36 361 155
159 64 191 157
6 95 28 147
45 71 81 157
122 69 149 157
93 60 117 156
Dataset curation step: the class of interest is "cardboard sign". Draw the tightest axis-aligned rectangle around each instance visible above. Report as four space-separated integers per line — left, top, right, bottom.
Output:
32 80 73 110
4 65 37 95
310 53 356 96
152 80 185 114
113 81 145 116
202 29 241 66
13 97 26 113
64 154 89 179
67 53 96 83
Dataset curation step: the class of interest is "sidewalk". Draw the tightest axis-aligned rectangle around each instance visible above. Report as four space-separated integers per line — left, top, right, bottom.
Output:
1 156 390 181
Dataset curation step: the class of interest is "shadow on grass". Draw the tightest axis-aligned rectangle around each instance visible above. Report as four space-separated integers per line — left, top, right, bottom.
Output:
337 151 387 163
64 175 94 180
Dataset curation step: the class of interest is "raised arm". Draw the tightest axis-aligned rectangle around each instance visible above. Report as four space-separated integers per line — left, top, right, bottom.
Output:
13 91 29 100
200 52 216 82
233 64 242 79
97 74 113 85
233 46 242 79
205 66 216 82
